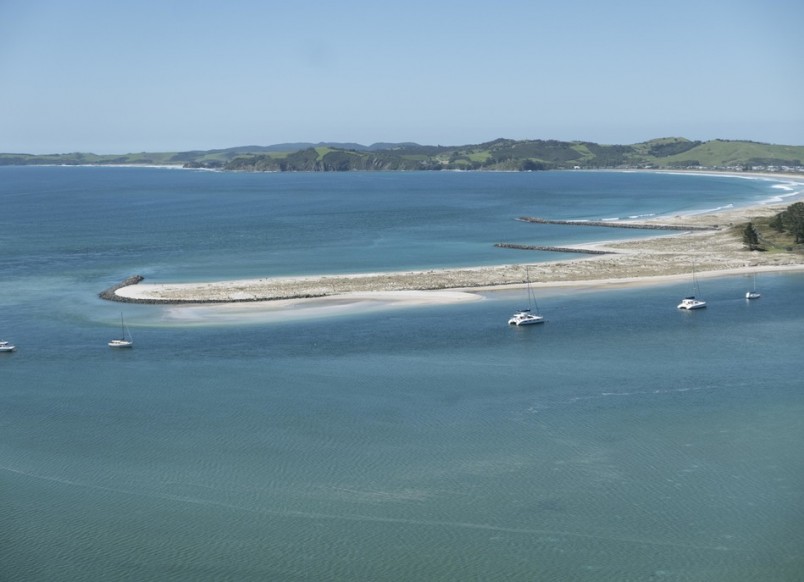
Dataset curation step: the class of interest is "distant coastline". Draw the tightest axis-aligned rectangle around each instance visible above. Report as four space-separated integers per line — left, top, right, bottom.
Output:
4 137 804 174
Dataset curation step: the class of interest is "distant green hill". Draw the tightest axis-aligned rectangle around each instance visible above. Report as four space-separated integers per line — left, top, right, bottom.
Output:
3 138 803 173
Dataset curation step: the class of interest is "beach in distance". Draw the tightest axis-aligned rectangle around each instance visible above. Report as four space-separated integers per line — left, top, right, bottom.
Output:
113 188 804 318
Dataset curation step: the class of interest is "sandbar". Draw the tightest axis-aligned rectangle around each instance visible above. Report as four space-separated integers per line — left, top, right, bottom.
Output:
113 185 804 313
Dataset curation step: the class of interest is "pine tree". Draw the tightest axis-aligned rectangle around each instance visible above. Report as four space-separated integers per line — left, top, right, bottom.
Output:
742 222 760 250
771 202 804 243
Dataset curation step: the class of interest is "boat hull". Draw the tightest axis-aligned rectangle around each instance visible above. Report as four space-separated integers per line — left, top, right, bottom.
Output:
677 298 706 310
512 318 545 326
108 340 133 348
508 313 545 325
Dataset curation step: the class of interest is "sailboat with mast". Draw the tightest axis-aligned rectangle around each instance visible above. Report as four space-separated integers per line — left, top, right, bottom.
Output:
745 274 761 300
508 267 545 325
108 313 134 348
677 260 707 310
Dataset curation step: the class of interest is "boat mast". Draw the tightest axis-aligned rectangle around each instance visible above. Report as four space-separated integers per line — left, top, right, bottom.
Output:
525 266 539 314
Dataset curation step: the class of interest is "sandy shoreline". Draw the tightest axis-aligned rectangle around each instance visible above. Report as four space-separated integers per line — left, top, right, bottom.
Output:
112 184 804 309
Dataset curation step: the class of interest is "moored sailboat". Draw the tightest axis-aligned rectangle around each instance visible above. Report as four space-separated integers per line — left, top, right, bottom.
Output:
108 314 134 348
508 267 545 325
745 274 761 300
677 261 706 310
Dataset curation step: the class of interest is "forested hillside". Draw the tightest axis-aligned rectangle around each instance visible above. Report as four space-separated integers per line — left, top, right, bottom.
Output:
3 138 803 173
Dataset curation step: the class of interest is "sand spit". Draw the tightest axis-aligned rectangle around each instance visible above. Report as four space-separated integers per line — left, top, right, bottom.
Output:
111 200 804 305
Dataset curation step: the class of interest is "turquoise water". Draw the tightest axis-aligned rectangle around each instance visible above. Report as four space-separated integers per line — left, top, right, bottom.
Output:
1 166 795 284
1 168 803 581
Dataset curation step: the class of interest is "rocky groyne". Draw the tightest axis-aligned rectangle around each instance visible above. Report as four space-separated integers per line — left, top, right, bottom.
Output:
494 243 613 255
99 275 145 302
517 217 719 230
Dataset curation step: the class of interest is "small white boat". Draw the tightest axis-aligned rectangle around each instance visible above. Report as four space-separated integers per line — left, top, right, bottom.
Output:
509 267 545 326
0 340 16 352
508 309 545 326
678 261 706 310
108 314 133 348
745 274 761 300
677 296 707 310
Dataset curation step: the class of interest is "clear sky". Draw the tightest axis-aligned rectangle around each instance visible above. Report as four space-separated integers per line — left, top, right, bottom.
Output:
1 0 802 154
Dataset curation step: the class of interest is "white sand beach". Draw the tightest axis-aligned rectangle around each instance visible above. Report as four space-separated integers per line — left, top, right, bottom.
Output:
113 188 804 317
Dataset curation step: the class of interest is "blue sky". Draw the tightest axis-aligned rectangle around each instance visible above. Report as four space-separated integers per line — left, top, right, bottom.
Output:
1 0 802 153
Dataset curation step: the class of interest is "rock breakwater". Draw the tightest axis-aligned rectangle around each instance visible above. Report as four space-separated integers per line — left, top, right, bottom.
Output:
99 275 145 302
494 243 613 255
517 217 719 230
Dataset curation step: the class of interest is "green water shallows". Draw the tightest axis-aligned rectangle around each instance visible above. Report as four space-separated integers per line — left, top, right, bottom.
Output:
1 168 803 581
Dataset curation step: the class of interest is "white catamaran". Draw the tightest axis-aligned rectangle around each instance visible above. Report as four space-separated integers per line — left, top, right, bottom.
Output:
508 267 545 326
677 261 707 310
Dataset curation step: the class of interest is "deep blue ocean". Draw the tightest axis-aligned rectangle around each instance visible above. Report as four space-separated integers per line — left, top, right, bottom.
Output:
1 167 803 581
